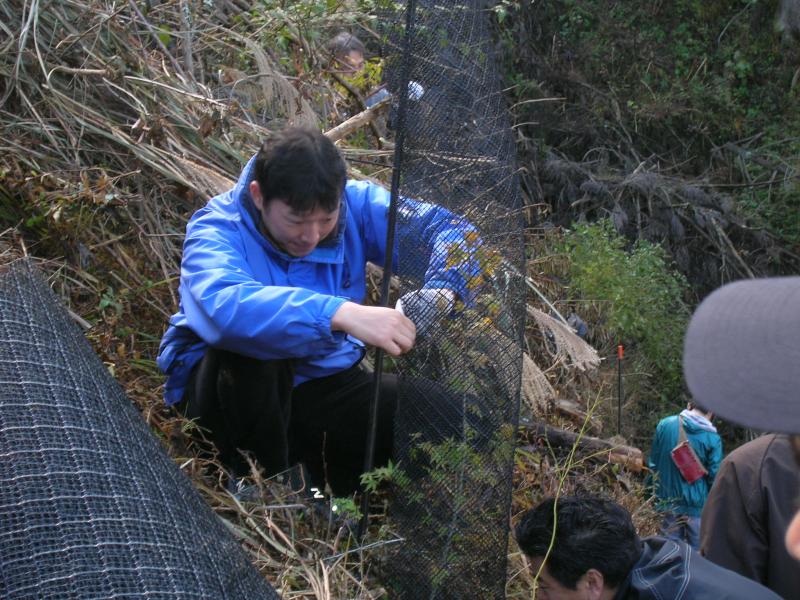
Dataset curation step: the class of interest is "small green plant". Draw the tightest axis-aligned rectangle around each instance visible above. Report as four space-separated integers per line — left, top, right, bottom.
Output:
382 428 513 596
330 496 362 521
561 219 690 395
98 286 125 317
360 459 405 493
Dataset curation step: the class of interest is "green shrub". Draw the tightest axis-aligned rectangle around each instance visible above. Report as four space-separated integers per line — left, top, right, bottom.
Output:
561 220 690 396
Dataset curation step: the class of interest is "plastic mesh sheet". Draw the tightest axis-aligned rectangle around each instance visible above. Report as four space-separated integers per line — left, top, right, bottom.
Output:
376 1 526 597
0 261 280 599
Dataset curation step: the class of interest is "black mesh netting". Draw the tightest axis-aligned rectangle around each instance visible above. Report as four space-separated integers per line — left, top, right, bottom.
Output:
374 1 526 597
0 260 280 599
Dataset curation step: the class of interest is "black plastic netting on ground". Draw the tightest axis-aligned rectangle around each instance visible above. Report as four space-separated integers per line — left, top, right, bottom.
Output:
373 1 526 597
0 260 280 599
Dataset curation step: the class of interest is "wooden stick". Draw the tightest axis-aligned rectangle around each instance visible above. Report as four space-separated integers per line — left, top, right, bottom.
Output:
553 399 602 435
521 421 644 472
324 96 391 143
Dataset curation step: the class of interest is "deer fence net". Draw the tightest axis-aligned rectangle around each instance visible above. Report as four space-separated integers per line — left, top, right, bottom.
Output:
0 260 280 599
374 1 526 597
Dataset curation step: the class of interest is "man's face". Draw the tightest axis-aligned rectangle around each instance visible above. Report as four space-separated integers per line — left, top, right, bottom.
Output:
337 50 365 73
530 558 604 600
250 182 339 257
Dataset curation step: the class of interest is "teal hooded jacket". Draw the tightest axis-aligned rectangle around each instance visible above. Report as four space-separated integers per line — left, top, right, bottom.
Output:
647 411 723 517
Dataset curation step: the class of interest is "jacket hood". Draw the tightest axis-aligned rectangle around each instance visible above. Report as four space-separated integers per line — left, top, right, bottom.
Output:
622 537 687 598
679 409 718 434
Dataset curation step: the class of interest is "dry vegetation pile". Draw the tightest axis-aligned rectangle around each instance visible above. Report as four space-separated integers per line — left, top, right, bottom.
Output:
0 1 658 596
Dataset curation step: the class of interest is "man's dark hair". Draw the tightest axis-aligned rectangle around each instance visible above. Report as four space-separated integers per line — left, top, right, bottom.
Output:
326 31 365 60
515 496 641 590
254 127 346 213
686 399 710 413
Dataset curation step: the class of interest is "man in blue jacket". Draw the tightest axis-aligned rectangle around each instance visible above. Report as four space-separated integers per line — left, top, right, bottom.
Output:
158 127 479 495
514 495 781 599
647 401 723 549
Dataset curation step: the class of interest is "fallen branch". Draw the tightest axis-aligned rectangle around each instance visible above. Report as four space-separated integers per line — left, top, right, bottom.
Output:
553 399 602 435
328 70 384 144
325 96 391 143
520 421 644 472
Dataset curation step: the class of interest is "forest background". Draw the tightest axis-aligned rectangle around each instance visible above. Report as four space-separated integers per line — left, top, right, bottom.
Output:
1 0 798 597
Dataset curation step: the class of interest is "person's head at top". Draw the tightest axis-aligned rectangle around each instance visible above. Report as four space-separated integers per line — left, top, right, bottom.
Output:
514 496 641 600
685 399 712 420
250 127 346 257
683 276 800 560
326 31 366 74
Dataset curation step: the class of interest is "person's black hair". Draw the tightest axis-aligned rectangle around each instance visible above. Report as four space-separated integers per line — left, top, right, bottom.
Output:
686 399 710 413
326 31 365 60
515 496 641 590
254 127 346 213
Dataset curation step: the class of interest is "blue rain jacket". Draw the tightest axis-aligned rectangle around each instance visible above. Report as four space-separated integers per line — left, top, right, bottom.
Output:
647 412 723 517
157 155 480 406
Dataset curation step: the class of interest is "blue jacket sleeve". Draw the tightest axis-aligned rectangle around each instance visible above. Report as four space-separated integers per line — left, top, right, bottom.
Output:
179 213 347 359
353 181 483 304
422 222 483 305
647 421 664 471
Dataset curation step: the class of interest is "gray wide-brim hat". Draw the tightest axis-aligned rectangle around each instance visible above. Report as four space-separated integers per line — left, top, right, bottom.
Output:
684 276 800 434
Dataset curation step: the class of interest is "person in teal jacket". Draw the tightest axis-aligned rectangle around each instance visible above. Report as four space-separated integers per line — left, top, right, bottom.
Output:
157 127 481 494
647 401 723 550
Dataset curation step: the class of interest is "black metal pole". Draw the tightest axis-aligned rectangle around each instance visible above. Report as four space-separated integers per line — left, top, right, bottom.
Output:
357 0 417 541
617 344 624 435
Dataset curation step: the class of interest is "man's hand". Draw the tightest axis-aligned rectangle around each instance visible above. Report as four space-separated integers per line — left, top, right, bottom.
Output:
395 288 455 337
331 302 416 356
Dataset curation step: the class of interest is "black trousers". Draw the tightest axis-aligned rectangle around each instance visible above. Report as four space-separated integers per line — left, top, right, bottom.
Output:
179 348 397 495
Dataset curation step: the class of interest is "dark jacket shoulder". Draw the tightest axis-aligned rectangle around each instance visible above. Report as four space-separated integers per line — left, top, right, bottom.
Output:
700 434 800 599
614 537 782 600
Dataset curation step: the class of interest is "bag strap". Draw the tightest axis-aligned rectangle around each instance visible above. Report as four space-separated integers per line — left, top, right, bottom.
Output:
678 415 688 444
